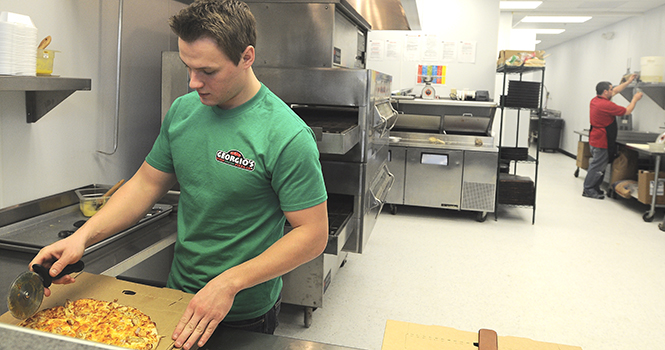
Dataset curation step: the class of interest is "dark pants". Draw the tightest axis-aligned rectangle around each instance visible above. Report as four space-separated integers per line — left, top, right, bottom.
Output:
583 146 608 195
217 297 281 335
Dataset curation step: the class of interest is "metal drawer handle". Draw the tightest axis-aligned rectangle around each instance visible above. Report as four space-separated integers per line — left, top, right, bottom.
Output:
387 102 400 131
368 164 395 218
374 104 389 137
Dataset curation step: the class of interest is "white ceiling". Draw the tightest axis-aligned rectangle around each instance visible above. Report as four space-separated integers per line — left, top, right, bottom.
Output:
505 0 665 50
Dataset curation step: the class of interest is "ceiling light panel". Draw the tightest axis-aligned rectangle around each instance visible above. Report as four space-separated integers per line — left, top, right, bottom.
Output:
521 16 592 23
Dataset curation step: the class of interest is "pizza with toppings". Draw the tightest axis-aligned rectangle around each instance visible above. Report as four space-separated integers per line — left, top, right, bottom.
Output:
18 298 161 350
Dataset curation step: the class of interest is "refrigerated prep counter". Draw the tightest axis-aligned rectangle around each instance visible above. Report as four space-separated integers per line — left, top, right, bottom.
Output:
386 98 499 221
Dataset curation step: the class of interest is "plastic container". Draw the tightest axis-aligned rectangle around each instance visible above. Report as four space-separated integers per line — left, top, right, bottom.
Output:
75 186 111 217
640 56 664 83
36 49 57 75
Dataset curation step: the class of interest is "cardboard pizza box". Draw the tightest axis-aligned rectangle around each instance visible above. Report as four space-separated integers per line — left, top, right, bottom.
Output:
0 272 195 350
381 319 583 350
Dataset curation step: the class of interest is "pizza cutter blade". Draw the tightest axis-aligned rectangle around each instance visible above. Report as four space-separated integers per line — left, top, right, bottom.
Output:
7 261 85 319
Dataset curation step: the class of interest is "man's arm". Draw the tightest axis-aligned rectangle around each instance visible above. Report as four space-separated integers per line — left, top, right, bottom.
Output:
624 91 643 115
29 161 177 287
611 73 637 96
172 201 329 350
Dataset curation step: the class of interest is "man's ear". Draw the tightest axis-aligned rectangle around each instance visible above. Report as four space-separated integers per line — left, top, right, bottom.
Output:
240 45 255 68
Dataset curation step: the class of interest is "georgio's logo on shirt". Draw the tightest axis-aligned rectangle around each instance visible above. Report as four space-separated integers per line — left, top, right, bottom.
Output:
216 150 255 171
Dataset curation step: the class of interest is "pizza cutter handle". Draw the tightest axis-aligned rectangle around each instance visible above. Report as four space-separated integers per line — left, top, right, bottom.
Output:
477 329 498 350
32 261 85 288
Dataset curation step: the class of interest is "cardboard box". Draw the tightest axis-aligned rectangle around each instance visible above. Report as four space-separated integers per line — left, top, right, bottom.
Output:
0 272 194 350
497 50 546 67
637 170 665 205
576 141 591 169
381 320 582 350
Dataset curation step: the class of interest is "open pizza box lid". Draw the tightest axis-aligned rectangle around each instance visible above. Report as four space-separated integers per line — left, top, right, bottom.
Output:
0 272 195 350
381 320 583 350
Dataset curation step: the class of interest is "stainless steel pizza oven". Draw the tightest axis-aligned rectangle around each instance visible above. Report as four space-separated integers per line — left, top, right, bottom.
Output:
246 0 395 324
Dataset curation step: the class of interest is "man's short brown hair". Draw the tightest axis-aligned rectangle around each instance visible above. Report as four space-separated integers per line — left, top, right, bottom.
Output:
169 0 257 65
596 81 612 96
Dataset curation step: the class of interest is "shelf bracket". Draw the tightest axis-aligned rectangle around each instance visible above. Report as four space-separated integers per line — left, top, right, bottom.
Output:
620 82 665 109
0 76 92 123
25 90 78 123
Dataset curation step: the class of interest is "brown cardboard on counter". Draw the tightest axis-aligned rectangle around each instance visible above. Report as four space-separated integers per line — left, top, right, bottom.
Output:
0 272 195 350
637 170 665 205
381 320 582 350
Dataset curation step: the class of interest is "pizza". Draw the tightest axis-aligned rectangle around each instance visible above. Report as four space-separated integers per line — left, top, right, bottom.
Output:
18 298 161 350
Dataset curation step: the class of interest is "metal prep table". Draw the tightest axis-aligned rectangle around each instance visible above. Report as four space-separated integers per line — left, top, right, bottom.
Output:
573 130 665 224
0 190 365 349
387 98 499 222
621 142 665 226
0 187 179 316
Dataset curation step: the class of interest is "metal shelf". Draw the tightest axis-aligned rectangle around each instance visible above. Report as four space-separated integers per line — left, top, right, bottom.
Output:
495 65 545 224
619 82 665 110
496 64 545 74
0 76 92 123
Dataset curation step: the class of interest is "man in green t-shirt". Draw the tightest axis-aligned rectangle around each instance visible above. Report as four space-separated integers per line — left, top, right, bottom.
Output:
29 1 329 349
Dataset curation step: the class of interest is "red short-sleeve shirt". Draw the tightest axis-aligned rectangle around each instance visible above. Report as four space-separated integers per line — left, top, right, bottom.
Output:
589 96 626 148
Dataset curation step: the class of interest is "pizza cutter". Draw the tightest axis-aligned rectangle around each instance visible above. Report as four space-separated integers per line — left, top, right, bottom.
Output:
7 261 85 319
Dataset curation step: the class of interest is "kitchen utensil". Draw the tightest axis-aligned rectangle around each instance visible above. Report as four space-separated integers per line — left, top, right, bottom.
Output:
37 35 51 50
101 179 125 200
7 261 85 319
95 179 125 211
477 329 498 350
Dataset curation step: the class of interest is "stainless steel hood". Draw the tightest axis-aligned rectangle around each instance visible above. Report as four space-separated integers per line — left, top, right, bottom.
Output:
175 0 421 31
346 0 420 30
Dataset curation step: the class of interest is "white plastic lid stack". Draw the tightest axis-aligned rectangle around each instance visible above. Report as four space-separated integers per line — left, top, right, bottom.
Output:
0 12 37 76
0 20 14 75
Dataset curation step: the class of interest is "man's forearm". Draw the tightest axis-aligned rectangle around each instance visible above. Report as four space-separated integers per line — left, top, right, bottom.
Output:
613 80 632 95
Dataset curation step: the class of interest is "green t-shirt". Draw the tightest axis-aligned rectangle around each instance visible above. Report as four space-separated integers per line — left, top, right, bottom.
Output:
146 84 327 321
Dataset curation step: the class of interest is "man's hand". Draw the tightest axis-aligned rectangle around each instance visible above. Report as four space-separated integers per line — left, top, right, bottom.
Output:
627 73 638 83
172 275 239 350
633 91 644 102
28 234 86 296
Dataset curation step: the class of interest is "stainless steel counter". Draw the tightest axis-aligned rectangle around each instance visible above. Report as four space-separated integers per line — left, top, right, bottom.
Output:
0 209 365 349
394 97 497 108
0 213 178 315
0 323 363 350
386 131 498 220
390 131 498 153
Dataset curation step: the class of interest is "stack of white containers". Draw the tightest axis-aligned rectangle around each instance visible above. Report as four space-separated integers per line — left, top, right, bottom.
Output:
0 12 37 76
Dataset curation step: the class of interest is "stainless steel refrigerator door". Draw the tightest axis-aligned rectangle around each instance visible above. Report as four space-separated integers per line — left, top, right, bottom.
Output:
404 148 463 208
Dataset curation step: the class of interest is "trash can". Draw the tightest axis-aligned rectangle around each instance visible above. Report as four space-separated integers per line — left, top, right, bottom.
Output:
540 116 564 151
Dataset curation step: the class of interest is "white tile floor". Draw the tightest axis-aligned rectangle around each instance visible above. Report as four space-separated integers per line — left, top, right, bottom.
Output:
274 151 665 350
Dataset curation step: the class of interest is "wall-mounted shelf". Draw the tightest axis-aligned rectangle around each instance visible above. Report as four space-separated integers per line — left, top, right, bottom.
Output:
620 82 665 109
0 76 92 123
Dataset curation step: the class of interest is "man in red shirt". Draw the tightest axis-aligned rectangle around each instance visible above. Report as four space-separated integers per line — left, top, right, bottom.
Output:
583 74 642 199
